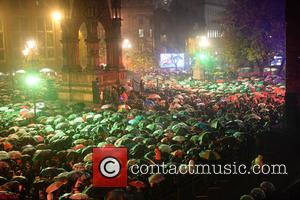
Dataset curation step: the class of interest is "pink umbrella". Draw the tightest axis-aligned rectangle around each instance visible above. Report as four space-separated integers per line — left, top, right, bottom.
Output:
148 94 161 100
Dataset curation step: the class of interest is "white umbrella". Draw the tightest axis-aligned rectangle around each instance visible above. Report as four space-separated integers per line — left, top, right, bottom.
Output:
16 69 26 74
40 68 54 73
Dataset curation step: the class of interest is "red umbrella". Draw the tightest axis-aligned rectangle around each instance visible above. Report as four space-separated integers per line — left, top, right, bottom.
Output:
46 180 67 193
129 180 146 190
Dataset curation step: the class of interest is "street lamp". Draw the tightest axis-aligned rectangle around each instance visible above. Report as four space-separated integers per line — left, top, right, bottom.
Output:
51 11 62 22
199 36 210 48
25 74 40 122
22 39 37 71
26 40 37 49
122 39 132 70
22 48 29 57
122 39 132 49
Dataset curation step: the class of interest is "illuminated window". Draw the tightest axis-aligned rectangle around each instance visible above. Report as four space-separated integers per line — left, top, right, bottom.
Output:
149 29 153 38
139 29 144 38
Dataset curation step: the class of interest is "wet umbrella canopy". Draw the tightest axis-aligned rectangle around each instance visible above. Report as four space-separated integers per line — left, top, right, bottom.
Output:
0 68 286 199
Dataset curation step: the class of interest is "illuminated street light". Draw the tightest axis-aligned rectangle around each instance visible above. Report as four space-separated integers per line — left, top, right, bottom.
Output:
26 75 40 87
51 11 62 22
122 39 132 49
26 40 37 49
199 36 210 48
22 48 29 56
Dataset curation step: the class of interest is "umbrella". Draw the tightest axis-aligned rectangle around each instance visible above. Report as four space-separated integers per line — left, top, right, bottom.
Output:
40 167 66 178
46 180 67 193
8 151 22 160
40 68 54 73
101 104 113 110
118 104 131 112
260 181 276 193
147 94 161 100
148 174 165 187
171 149 184 158
146 123 162 131
172 135 185 143
69 193 89 200
171 123 189 135
240 195 255 200
128 180 146 190
199 150 221 161
199 132 213 145
83 153 92 162
0 151 10 160
158 144 172 154
250 188 266 199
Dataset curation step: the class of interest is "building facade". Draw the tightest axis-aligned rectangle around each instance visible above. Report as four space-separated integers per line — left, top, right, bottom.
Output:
0 0 62 73
122 0 155 53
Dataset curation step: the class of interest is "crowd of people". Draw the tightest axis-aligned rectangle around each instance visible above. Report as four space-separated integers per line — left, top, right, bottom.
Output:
0 71 285 199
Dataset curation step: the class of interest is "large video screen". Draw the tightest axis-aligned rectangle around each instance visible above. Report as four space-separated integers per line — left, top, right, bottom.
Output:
160 54 185 68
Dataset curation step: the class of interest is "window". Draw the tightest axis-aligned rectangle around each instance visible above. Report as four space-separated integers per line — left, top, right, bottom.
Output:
0 50 4 61
0 19 4 61
47 48 54 58
139 29 144 38
37 18 44 31
45 20 53 31
46 32 54 47
37 32 45 47
138 17 144 26
0 33 3 49
149 29 153 38
208 30 221 38
161 34 167 42
21 17 28 30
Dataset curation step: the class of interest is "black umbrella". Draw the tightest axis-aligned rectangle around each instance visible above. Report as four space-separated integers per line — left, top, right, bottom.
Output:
40 167 66 178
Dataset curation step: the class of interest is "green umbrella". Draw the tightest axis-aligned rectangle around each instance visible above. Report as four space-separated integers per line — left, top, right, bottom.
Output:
171 123 189 135
187 147 200 158
138 120 150 129
158 144 172 154
97 142 108 147
146 123 163 132
130 143 147 158
152 130 164 138
199 132 213 145
132 136 144 143
172 135 185 143
105 136 117 144
190 135 199 143
0 151 9 160
210 119 220 129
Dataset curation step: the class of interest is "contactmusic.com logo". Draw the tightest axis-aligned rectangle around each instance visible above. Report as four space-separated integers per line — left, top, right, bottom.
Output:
92 147 128 187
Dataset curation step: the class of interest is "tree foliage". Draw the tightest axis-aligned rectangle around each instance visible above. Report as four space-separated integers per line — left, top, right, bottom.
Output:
221 0 285 70
127 50 157 71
